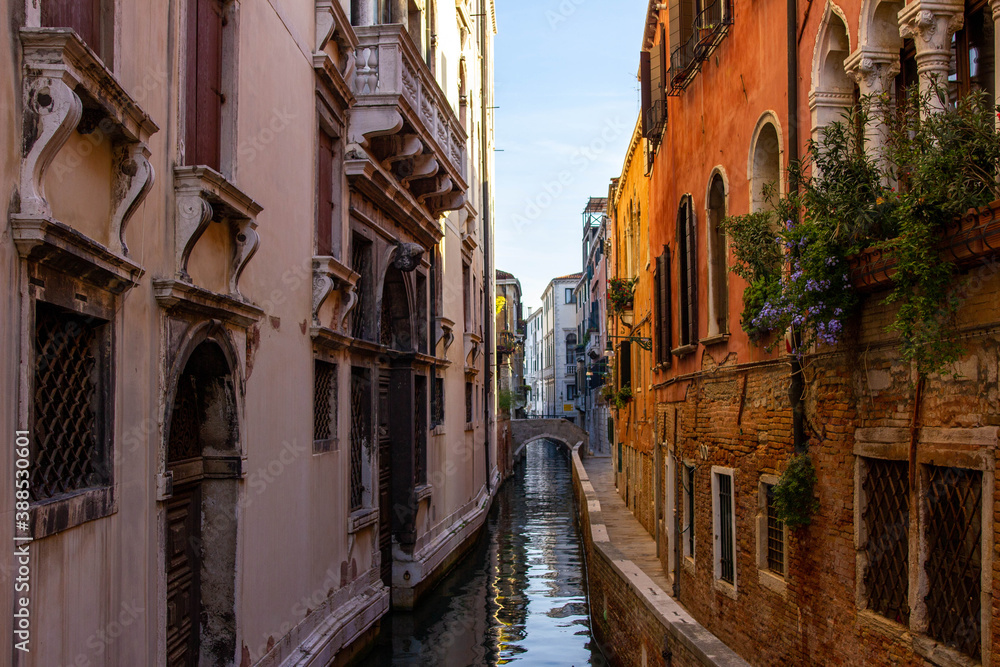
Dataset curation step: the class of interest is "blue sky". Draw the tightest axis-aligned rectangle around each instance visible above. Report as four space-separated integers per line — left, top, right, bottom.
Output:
493 0 650 312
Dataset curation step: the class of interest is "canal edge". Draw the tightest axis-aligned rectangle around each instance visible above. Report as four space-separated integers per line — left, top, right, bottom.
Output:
570 444 751 667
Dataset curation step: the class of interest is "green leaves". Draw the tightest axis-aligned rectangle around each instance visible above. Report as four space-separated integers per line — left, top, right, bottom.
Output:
773 453 819 529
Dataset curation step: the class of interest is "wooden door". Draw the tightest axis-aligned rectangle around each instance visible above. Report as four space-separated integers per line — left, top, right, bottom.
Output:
185 0 224 170
166 484 201 667
378 370 393 587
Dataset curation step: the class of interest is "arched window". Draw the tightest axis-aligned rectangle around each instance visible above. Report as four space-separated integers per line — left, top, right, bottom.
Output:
677 195 698 346
809 9 854 143
750 120 781 213
706 173 728 336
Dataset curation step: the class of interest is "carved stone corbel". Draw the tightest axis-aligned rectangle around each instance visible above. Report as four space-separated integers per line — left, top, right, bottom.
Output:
402 154 439 185
417 176 453 205
385 134 423 166
316 0 339 50
347 107 404 146
430 191 467 216
20 77 83 219
435 316 455 351
175 194 214 283
110 143 155 256
392 242 425 271
230 218 260 297
312 256 360 327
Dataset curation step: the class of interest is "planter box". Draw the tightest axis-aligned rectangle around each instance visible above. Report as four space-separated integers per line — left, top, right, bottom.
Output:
849 200 1000 291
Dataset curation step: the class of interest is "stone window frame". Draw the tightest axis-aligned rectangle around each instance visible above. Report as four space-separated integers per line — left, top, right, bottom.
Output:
21 264 120 539
756 473 788 596
853 427 996 667
711 465 738 598
23 0 117 67
347 364 377 534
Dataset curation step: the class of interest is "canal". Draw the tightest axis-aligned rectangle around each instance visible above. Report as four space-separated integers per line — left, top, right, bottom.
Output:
366 439 607 666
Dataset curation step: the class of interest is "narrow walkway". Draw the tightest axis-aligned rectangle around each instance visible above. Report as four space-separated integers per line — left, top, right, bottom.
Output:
582 455 674 594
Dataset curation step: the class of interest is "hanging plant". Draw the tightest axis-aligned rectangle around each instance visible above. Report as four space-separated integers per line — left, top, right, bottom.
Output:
601 384 633 410
608 278 637 314
773 453 820 529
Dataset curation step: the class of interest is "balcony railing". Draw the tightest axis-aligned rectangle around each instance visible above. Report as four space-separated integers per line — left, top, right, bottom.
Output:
644 98 668 142
668 0 733 95
349 25 468 218
497 330 521 356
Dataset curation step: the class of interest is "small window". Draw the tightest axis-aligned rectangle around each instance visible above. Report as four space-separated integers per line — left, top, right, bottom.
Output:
713 468 736 586
923 465 982 659
349 367 371 512
316 127 340 257
565 288 575 304
351 234 373 341
31 302 111 501
860 458 910 625
313 360 337 454
431 376 444 427
762 482 784 576
566 385 577 400
465 381 473 424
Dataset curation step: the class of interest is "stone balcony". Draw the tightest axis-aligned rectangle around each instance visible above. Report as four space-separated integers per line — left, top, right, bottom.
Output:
347 25 468 226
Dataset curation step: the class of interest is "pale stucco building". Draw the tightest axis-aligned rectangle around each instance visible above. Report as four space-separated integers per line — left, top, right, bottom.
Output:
0 0 497 665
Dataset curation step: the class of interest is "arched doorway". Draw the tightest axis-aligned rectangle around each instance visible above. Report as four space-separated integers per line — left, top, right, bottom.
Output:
165 340 240 667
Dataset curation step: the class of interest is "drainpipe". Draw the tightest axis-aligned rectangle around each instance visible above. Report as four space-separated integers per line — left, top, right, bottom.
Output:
787 0 806 454
480 0 492 491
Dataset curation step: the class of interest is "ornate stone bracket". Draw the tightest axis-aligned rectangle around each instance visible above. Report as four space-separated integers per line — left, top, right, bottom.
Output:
435 316 455 351
173 166 263 298
111 143 155 256
465 332 482 366
20 76 82 219
312 255 360 327
392 242 425 271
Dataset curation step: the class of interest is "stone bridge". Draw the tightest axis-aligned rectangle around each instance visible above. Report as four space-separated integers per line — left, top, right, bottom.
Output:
510 419 590 460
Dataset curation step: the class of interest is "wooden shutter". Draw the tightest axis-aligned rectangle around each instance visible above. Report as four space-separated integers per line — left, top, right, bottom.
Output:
640 51 652 138
619 341 632 389
317 129 335 256
685 200 698 345
42 0 102 54
656 250 673 363
663 248 673 356
186 0 224 170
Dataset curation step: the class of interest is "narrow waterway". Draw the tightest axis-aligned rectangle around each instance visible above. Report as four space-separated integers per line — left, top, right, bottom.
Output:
367 439 607 666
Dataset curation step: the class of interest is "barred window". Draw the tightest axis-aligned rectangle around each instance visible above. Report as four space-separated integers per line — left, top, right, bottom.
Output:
684 464 695 557
313 360 337 453
351 234 373 341
465 381 473 424
861 458 910 626
349 367 371 511
924 465 982 659
431 376 444 426
765 484 784 575
714 470 735 585
31 302 111 501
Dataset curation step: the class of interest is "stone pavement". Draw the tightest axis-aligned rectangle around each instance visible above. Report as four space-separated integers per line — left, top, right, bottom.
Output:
582 454 675 594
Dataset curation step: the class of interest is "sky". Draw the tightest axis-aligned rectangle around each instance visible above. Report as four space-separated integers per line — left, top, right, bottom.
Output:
493 0 650 313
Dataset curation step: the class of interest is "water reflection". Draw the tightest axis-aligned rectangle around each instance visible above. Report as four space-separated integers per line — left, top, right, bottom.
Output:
367 440 607 666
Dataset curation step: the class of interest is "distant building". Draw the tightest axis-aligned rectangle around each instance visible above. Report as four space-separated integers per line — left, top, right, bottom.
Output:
574 198 611 453
540 274 583 420
523 307 544 416
496 270 526 418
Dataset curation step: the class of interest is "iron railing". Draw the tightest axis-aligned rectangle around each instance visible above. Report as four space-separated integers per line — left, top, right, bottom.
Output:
668 0 733 95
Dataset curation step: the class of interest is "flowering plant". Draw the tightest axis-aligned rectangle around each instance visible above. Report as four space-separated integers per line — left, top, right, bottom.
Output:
608 277 637 314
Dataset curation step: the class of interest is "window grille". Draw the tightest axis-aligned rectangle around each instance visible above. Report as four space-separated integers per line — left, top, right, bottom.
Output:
31 302 109 501
765 484 784 575
351 236 371 340
349 368 370 511
313 361 337 448
718 473 734 584
862 459 910 625
168 374 201 462
924 466 982 659
465 382 473 423
431 376 444 426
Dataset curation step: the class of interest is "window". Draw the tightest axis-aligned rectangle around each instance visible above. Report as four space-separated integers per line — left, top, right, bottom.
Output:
677 196 698 346
349 367 371 511
185 0 226 171
415 375 427 485
758 481 785 576
316 127 340 257
565 333 577 364
465 381 473 424
431 376 444 427
566 385 577 400
351 234 373 340
713 468 735 586
923 465 982 659
565 288 575 304
313 360 337 454
860 458 910 625
617 341 632 390
683 464 695 558
416 273 428 354
750 120 780 213
41 0 108 59
654 249 673 364
707 174 728 336
31 302 111 501
463 262 471 329
947 1 995 105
